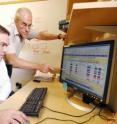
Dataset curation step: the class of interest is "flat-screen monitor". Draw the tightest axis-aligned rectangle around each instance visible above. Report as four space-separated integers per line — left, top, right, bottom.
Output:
60 40 114 108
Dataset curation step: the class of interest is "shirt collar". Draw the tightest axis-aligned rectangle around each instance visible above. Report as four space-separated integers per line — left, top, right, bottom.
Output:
14 23 19 36
13 23 23 40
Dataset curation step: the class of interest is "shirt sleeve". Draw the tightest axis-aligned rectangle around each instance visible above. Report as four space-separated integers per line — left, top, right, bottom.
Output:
0 60 11 100
6 39 16 54
27 28 39 40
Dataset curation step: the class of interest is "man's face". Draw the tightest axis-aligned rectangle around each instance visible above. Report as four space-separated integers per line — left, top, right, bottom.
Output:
0 33 9 60
15 15 32 39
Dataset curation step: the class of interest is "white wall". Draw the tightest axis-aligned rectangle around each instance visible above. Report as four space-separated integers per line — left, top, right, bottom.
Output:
0 0 67 90
0 0 67 32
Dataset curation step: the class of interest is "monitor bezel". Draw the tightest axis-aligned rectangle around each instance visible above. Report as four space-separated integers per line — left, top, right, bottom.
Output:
60 40 114 103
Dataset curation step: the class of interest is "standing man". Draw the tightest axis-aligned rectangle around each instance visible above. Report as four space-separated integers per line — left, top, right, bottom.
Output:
0 25 11 102
5 7 65 75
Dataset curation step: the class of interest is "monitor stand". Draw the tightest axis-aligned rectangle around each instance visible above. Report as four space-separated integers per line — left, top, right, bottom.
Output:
66 93 94 112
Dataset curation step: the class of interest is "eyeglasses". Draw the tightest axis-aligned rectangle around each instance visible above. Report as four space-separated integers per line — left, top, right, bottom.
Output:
20 21 32 29
0 42 9 48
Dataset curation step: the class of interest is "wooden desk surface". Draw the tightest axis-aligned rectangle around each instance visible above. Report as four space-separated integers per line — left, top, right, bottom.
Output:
0 80 116 124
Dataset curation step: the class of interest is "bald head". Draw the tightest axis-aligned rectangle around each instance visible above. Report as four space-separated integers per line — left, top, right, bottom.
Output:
14 7 32 39
15 7 32 22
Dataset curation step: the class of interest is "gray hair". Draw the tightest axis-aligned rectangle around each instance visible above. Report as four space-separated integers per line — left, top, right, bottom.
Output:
14 7 32 22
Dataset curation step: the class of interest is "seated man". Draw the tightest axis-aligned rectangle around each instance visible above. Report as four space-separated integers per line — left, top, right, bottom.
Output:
0 24 53 102
0 25 29 124
0 25 11 102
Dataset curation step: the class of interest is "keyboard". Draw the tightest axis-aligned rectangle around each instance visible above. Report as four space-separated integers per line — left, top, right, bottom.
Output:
20 87 47 116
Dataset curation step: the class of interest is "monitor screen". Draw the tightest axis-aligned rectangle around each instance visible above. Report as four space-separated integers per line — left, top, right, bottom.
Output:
60 40 114 103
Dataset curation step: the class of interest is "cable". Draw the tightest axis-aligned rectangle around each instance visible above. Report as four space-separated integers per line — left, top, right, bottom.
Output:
33 104 99 124
34 105 98 124
34 114 98 124
35 98 117 124
98 108 108 120
98 108 117 123
34 106 117 124
42 105 97 117
34 117 82 124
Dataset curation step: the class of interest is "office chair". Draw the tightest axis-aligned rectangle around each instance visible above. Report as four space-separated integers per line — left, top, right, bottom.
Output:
6 64 13 78
6 64 15 97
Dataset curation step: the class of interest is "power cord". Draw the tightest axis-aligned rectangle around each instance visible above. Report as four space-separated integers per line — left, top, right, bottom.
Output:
33 105 98 124
34 114 98 124
33 106 117 124
98 108 117 123
42 105 97 117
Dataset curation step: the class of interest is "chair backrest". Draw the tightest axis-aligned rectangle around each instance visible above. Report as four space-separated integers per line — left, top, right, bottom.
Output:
6 64 13 78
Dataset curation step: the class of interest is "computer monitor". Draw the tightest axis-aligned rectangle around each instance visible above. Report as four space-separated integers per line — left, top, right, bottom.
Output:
60 40 116 111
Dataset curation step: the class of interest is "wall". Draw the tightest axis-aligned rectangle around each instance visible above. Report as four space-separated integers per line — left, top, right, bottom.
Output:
0 0 67 90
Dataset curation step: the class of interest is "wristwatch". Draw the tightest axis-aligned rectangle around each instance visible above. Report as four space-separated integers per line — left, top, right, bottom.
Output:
57 34 62 39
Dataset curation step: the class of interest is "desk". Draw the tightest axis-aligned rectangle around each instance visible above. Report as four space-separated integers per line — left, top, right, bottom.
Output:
0 80 116 124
